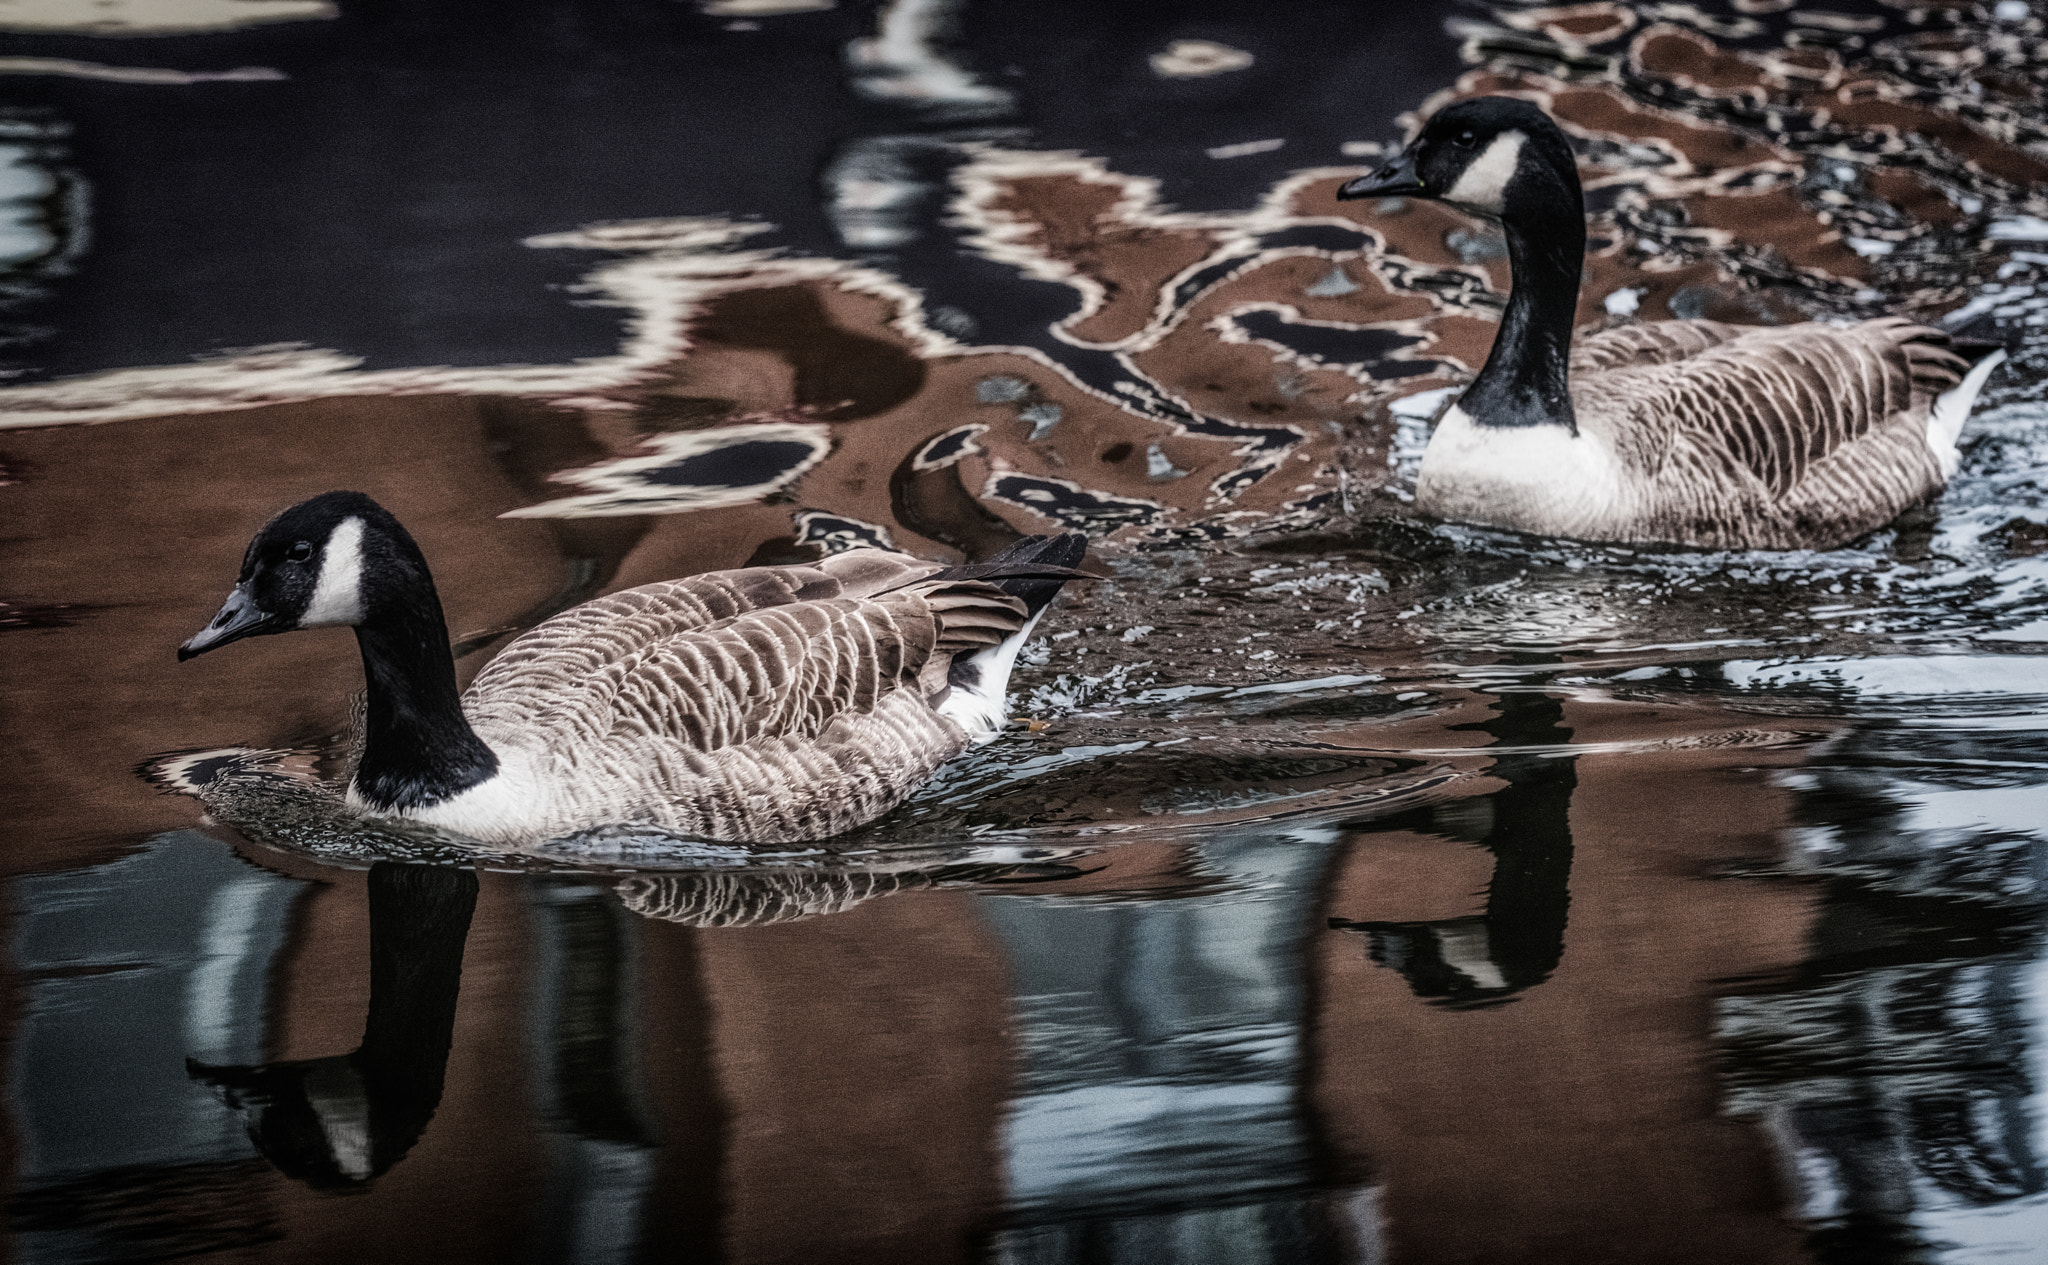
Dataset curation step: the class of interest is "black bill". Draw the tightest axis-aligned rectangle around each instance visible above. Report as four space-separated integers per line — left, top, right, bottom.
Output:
1338 152 1426 200
179 584 280 661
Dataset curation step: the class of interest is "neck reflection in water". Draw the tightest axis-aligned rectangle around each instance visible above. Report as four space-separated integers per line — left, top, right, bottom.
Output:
189 863 478 1189
1330 686 1576 1009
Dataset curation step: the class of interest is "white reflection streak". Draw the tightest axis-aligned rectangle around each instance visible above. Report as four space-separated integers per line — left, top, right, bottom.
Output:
0 58 285 84
567 1144 661 1265
0 0 335 34
304 1061 375 1180
1722 655 2048 699
0 142 54 267
699 0 832 13
823 136 939 251
846 0 1012 115
1344 1186 1389 1265
1150 40 1253 79
184 873 273 1059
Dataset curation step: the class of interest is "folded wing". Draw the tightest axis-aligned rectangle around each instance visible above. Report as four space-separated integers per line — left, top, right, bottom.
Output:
1570 319 1748 374
1599 318 1965 499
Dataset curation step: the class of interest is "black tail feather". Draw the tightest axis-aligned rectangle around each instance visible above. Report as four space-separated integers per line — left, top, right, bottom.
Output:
936 533 1091 618
1949 335 2013 366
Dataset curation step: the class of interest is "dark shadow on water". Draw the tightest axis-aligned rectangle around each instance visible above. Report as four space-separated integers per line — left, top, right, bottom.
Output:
1330 684 1576 1010
693 285 928 421
188 862 479 1189
0 0 1469 378
985 1189 1360 1265
891 426 1029 561
7 1158 284 1262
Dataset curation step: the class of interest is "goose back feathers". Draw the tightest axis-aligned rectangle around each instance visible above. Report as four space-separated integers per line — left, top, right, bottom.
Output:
1342 96 2003 550
438 551 1042 842
180 493 1088 846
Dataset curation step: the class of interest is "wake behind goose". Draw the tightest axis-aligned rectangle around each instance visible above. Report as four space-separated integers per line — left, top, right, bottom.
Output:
1341 96 2005 551
177 491 1088 846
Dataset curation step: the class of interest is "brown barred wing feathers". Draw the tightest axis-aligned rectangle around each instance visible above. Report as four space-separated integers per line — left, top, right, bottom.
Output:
1570 320 1747 375
468 564 840 706
583 594 941 755
459 570 1033 843
814 547 945 596
1576 320 1960 547
917 581 1030 654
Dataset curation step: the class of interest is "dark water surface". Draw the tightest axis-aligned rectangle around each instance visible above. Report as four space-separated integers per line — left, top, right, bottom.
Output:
5 1 2048 1262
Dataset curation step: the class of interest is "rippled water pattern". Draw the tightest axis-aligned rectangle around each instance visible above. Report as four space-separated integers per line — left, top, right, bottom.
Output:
5 0 2048 1261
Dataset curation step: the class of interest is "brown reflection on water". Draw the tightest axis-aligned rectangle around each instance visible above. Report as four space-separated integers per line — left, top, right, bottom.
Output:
693 888 1012 1265
3 685 1831 1263
1312 692 1820 1264
6 0 2043 690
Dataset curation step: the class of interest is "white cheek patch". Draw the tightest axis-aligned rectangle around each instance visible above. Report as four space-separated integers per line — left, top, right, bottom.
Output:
1443 130 1526 215
300 516 366 628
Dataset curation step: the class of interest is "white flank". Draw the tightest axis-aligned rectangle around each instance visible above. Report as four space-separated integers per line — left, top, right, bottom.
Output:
300 516 365 628
1443 131 1525 216
938 607 1045 744
1927 348 2006 479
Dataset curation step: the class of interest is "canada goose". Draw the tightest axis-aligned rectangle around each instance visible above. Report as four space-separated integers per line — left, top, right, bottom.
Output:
178 492 1088 846
1340 96 2005 550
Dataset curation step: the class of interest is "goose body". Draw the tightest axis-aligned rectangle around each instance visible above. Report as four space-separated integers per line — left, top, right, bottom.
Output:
1342 97 2004 550
180 492 1087 846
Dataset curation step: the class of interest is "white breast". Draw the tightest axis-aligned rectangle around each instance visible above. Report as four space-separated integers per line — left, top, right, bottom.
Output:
1415 404 1628 538
351 747 554 840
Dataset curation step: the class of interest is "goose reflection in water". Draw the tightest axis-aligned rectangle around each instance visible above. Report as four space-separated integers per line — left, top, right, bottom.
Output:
616 859 1088 928
1330 686 1575 1009
188 863 477 1189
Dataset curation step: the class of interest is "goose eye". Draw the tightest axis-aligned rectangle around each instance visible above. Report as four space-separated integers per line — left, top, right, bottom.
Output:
1455 129 1478 148
287 540 313 564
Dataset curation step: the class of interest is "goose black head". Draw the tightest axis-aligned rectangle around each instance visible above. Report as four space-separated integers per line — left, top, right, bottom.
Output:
1337 96 1579 221
180 491 413 661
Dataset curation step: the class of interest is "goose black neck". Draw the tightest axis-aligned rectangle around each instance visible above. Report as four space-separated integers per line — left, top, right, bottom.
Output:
1461 185 1586 432
351 568 497 812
